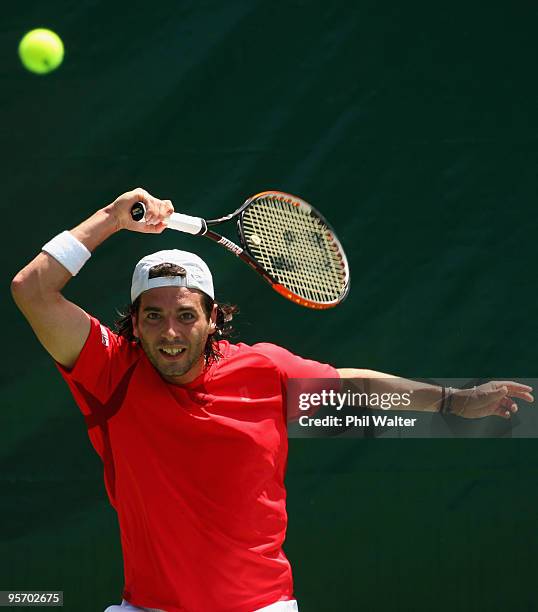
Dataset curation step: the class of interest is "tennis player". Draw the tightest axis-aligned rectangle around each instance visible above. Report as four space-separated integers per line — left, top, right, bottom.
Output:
11 188 533 612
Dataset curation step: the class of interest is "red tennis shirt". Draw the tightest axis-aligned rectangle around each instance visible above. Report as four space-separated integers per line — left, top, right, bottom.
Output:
57 316 338 612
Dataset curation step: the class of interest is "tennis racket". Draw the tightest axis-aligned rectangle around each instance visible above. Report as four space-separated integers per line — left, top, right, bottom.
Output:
130 191 350 309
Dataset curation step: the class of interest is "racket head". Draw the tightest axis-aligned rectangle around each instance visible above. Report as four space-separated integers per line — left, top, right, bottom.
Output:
237 191 350 309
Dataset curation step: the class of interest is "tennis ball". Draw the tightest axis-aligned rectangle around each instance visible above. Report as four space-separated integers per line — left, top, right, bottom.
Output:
18 28 64 75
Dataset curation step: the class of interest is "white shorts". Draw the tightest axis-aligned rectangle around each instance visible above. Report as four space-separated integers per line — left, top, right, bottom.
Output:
104 598 299 612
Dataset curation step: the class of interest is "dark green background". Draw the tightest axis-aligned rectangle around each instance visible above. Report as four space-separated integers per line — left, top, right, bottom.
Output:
3 2 538 610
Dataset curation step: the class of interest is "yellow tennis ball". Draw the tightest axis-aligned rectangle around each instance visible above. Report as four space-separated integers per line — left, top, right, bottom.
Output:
18 28 64 75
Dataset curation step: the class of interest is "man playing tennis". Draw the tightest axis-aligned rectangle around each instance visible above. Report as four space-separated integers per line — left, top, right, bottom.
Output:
11 188 533 612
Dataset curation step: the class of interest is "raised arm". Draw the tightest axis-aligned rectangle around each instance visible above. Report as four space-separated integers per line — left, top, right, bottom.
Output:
11 188 173 369
337 368 534 419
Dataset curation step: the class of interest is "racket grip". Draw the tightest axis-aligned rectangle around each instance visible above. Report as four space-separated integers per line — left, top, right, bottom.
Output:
130 202 206 235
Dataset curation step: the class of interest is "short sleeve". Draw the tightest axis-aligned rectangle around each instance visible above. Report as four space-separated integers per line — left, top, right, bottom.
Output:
56 315 140 411
251 342 338 380
251 342 340 421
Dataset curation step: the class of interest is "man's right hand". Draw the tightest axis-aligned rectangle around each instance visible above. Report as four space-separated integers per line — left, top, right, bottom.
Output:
110 187 174 234
12 187 176 369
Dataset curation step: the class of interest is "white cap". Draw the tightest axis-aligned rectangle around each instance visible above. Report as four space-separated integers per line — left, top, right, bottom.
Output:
131 250 214 302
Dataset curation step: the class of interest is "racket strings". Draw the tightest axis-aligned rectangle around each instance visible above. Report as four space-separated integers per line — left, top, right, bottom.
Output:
241 196 347 304
248 200 345 301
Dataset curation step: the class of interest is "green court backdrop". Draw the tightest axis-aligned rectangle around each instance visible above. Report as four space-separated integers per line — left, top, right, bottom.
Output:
2 1 538 610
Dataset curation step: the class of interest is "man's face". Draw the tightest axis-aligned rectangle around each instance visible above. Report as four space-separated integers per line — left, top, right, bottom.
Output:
132 286 217 384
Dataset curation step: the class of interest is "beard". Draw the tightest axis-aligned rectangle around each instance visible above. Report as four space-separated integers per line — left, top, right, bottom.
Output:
138 335 207 381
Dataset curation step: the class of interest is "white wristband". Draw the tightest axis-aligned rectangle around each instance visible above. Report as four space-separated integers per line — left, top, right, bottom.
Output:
42 231 91 276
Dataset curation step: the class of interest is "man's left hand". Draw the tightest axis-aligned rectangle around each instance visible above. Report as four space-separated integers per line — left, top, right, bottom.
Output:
451 381 534 419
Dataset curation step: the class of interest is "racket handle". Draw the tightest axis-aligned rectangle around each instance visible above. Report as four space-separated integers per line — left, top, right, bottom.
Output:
130 202 206 235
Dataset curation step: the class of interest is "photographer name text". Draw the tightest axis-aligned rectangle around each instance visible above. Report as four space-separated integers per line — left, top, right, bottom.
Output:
298 414 417 428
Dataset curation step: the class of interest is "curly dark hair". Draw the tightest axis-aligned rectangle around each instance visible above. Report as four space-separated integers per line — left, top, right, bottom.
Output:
114 263 238 365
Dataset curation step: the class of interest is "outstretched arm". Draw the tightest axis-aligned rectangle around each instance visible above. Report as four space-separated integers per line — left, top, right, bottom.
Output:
337 368 534 419
11 188 173 369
